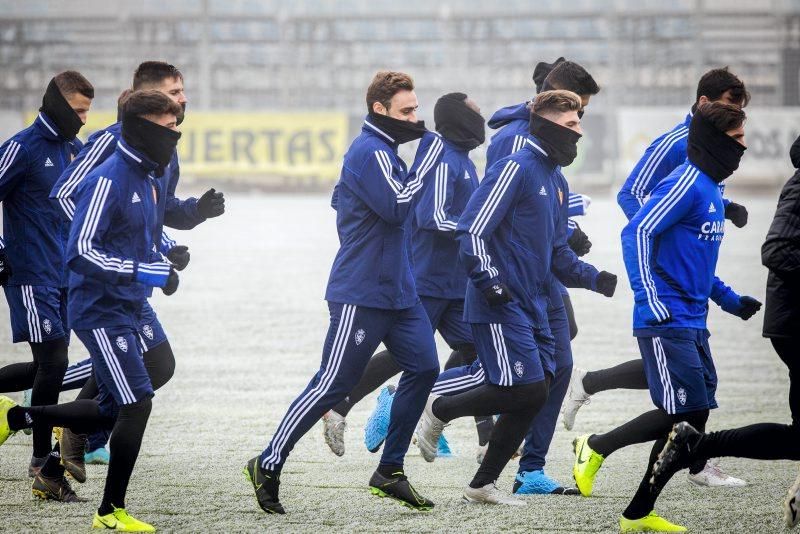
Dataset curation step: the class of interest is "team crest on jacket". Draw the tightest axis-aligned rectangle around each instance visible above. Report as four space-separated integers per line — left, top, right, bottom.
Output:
143 324 154 340
116 336 128 353
42 318 52 335
354 329 366 346
514 361 524 377
677 387 687 406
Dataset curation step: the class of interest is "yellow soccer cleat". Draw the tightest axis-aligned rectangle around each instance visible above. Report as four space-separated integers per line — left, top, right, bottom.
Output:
572 434 605 496
619 510 687 532
92 508 155 532
0 395 18 447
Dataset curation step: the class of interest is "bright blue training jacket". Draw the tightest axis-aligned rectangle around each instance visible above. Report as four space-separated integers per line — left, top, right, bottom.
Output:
621 160 743 332
325 118 444 309
0 112 83 288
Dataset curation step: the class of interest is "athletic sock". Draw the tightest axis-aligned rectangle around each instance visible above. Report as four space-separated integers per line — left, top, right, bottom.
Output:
7 399 106 434
470 413 535 488
332 350 401 417
588 409 674 457
376 463 403 478
0 361 37 392
582 359 647 395
475 416 495 446
100 398 152 516
622 437 667 520
29 338 69 458
696 422 800 461
39 443 65 478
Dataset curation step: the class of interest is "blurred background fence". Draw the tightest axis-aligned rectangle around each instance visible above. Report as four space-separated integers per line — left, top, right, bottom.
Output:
1 0 799 190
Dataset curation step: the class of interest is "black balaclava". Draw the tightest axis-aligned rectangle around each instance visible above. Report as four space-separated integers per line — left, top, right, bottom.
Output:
40 78 85 140
529 113 582 167
687 111 746 183
177 102 186 126
789 134 800 169
367 111 427 144
122 114 181 176
533 57 565 94
434 92 485 151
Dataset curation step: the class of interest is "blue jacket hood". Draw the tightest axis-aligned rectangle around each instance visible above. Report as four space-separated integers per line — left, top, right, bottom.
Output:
488 102 530 130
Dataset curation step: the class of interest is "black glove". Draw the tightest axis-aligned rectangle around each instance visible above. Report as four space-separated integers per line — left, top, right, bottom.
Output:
736 296 762 320
482 283 513 306
567 223 592 257
197 188 225 219
594 271 617 298
0 251 11 286
166 245 190 271
162 268 179 296
724 202 748 228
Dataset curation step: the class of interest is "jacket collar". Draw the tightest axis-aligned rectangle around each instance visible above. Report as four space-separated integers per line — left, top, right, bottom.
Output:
524 135 559 170
34 112 62 141
362 117 398 150
116 139 159 174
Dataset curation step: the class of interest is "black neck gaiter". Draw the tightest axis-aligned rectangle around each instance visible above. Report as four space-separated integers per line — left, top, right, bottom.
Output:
529 114 582 167
40 79 84 140
434 92 485 151
121 115 181 176
687 112 746 183
367 112 427 144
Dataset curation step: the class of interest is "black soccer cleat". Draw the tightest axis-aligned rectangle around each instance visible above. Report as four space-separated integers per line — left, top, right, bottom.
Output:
650 422 702 491
368 470 434 511
31 472 87 503
243 456 285 515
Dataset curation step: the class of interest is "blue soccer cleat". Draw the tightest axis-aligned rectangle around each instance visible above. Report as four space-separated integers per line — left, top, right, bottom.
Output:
364 385 396 453
437 433 454 458
84 446 110 465
513 469 580 495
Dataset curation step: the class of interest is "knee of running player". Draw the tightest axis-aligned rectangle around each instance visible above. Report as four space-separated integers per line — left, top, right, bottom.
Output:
510 379 549 416
670 408 710 432
118 396 153 421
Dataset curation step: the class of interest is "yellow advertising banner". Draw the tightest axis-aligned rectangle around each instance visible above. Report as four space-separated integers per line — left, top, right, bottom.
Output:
38 111 350 184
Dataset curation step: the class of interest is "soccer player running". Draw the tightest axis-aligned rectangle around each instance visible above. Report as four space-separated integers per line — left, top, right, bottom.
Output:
321 92 485 457
485 58 604 495
0 71 93 479
46 61 225 481
414 90 617 506
572 102 758 533
649 133 800 530
563 67 755 487
0 90 184 531
244 71 443 514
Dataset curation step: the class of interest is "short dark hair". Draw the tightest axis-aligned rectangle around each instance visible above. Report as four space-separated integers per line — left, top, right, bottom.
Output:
532 90 582 117
543 61 600 96
696 102 746 132
121 90 183 119
366 71 414 113
696 67 750 108
53 70 94 99
132 61 183 90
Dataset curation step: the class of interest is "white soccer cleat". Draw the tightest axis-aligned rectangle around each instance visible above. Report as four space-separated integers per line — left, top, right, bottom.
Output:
687 459 746 487
785 468 800 528
462 482 527 506
322 410 347 457
562 367 590 431
415 395 446 462
475 444 488 465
